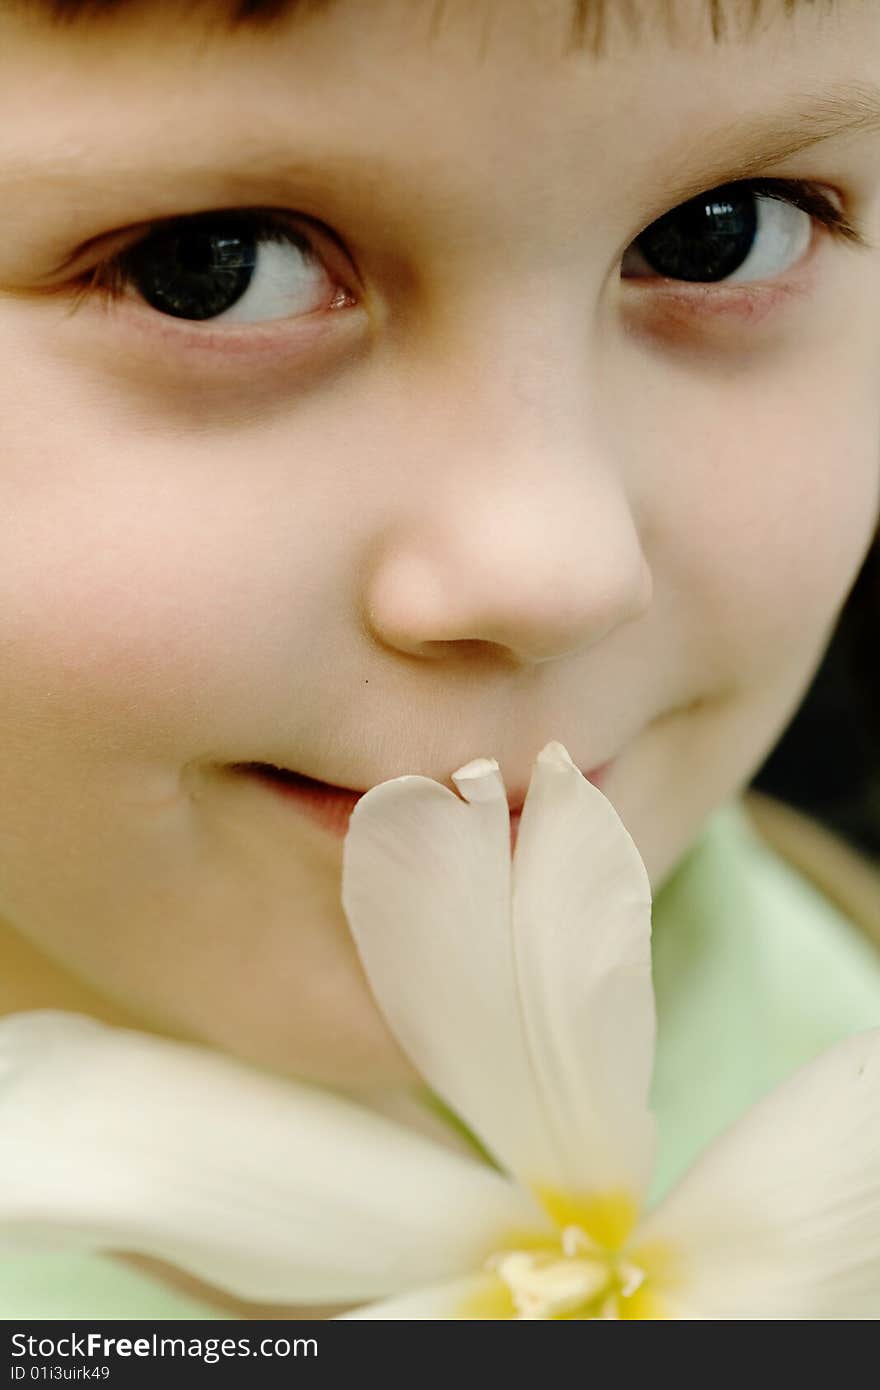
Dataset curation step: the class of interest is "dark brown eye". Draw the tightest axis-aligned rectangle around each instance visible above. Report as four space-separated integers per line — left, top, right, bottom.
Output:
122 213 262 320
632 184 758 282
108 209 333 323
622 182 813 286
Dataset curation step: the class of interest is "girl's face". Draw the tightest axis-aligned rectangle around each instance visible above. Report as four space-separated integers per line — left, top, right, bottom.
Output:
0 0 878 1085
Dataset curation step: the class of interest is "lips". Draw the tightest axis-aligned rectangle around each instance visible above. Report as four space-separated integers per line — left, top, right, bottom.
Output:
236 760 609 805
235 758 612 841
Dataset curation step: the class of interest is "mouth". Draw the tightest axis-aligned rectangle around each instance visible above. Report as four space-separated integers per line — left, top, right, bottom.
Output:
232 759 613 848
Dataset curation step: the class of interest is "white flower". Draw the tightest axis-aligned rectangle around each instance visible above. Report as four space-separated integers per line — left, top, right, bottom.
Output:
338 741 880 1319
1 740 878 1318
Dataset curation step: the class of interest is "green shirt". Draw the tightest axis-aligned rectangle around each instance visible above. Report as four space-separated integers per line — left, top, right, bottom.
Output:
2 799 879 1320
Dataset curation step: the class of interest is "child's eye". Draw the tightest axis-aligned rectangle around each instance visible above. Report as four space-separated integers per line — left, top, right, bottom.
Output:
621 178 857 287
67 208 354 324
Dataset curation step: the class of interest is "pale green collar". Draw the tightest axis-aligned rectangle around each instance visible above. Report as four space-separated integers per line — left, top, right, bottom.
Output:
649 798 880 1201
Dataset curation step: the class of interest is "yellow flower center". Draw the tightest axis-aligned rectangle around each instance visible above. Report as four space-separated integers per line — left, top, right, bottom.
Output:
490 1224 647 1320
466 1190 672 1320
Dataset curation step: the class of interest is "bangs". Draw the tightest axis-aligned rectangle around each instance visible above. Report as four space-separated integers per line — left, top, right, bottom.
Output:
11 0 834 54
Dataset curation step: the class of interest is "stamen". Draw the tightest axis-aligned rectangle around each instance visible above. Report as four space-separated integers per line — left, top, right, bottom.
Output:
561 1223 601 1257
619 1260 646 1299
494 1249 611 1320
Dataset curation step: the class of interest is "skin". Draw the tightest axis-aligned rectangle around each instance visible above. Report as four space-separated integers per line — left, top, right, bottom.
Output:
0 5 879 1304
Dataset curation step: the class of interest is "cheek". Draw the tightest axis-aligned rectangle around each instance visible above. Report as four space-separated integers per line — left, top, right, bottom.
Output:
1 513 224 760
654 376 880 687
0 442 338 764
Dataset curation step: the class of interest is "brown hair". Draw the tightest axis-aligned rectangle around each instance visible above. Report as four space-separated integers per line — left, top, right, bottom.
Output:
11 0 833 52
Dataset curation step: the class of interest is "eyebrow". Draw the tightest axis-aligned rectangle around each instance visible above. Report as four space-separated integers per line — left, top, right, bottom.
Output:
652 81 880 212
18 79 880 266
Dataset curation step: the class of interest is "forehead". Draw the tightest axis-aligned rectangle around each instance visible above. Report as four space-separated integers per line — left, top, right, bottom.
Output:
0 0 876 281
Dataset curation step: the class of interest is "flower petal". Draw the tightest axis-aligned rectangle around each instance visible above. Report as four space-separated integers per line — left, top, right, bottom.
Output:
339 1273 515 1319
511 741 656 1198
341 741 655 1201
341 755 552 1189
637 1028 880 1318
0 1010 539 1304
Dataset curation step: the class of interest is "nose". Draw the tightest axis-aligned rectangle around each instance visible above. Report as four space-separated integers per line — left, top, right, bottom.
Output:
362 380 652 667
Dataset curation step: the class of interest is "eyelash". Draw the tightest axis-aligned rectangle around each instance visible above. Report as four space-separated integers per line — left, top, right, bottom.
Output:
57 176 866 327
60 209 342 320
641 176 865 254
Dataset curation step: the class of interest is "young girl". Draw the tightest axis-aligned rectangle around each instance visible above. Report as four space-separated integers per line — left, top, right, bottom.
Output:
1 0 879 1319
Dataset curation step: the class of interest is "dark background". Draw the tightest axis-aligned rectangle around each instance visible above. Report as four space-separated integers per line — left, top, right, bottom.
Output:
750 541 879 862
